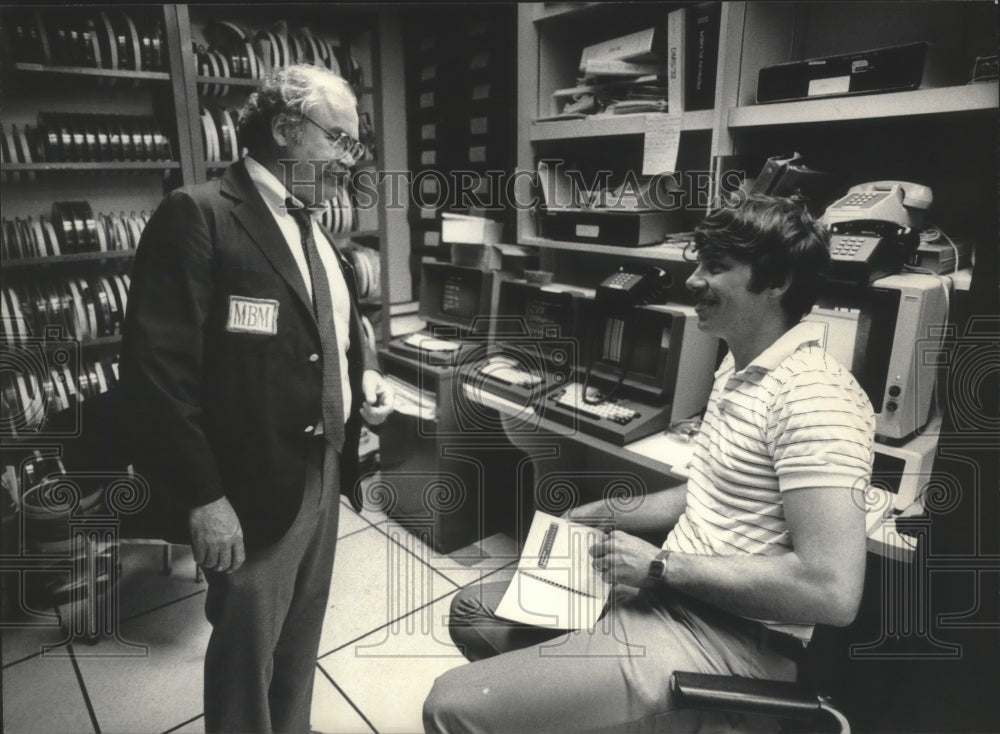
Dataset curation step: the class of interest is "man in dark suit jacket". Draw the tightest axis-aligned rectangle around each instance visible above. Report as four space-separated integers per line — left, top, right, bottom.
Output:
120 64 393 733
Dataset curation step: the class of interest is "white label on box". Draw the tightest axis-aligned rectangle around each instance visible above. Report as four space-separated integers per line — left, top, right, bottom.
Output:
470 117 488 135
808 76 850 97
469 146 486 163
420 92 434 108
642 113 681 175
420 150 437 165
576 224 600 239
470 52 489 70
421 64 436 81
424 231 440 247
421 124 436 141
472 83 490 100
420 206 437 220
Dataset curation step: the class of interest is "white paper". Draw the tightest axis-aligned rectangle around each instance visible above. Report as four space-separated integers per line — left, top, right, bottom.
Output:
642 113 681 175
495 511 611 630
401 333 461 351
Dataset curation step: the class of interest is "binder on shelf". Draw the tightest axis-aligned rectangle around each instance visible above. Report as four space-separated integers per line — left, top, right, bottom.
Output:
667 7 686 113
684 2 720 111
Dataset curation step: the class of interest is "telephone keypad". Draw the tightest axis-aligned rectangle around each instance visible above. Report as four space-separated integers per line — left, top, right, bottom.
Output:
840 191 889 208
605 273 639 288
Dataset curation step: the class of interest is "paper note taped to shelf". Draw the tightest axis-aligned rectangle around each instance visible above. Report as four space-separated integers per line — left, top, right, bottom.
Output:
642 113 681 175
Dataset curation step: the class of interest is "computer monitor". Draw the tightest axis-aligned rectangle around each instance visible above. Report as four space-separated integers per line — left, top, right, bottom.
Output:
494 280 582 364
583 301 719 420
804 272 948 440
419 262 495 335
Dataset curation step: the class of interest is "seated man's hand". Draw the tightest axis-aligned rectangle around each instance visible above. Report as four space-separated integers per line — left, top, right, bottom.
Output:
360 369 394 426
589 530 660 588
190 496 245 574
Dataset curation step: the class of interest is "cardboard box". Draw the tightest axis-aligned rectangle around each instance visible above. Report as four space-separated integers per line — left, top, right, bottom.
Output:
539 209 678 247
440 212 502 244
450 242 503 270
579 27 662 72
449 242 536 273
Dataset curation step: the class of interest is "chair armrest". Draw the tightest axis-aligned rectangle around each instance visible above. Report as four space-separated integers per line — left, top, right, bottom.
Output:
670 672 822 720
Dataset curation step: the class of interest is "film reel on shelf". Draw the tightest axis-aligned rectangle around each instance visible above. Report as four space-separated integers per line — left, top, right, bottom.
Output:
8 8 165 74
1 205 145 261
1 273 130 344
201 107 241 163
0 351 122 436
32 113 172 162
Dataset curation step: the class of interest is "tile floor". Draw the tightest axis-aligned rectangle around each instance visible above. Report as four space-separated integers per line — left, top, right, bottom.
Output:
2 495 520 734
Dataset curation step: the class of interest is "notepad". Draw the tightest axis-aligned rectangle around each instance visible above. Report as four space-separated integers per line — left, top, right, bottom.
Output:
495 511 611 630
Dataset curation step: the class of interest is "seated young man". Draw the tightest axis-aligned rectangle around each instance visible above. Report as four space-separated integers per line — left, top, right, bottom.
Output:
423 194 876 734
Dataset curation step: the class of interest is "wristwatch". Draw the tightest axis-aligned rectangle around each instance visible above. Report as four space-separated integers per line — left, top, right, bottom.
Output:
648 549 671 583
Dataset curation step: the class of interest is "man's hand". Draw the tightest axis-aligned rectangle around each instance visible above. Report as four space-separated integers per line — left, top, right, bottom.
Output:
360 369 393 425
589 530 661 588
190 497 245 574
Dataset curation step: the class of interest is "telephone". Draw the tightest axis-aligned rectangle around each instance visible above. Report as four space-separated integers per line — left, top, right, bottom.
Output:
827 219 921 284
576 266 671 404
821 181 931 283
595 265 671 318
821 180 933 229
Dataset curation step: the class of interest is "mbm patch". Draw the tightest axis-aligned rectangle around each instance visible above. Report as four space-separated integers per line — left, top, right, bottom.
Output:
226 296 279 335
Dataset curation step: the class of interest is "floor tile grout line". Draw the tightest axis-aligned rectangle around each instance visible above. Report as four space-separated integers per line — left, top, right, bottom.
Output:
1 644 60 670
161 713 204 734
366 521 520 590
63 631 102 734
1 603 68 669
337 520 385 542
315 553 517 663
118 588 206 625
316 585 460 662
346 522 463 592
315 662 380 734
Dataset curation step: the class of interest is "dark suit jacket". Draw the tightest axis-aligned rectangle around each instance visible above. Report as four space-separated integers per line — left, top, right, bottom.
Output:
120 160 378 550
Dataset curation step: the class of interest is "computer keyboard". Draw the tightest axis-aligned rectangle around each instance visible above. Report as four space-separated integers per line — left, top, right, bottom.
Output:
552 383 638 424
482 359 542 387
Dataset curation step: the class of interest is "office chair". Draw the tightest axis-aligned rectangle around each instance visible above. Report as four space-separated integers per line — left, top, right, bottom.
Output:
670 626 851 734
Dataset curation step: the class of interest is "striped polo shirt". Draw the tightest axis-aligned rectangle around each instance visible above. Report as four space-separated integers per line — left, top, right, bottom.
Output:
664 321 875 638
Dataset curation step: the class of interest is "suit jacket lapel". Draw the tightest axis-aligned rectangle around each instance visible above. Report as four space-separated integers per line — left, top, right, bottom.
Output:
318 228 361 306
222 161 314 320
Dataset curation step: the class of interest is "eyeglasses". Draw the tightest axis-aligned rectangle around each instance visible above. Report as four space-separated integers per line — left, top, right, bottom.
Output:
301 114 366 162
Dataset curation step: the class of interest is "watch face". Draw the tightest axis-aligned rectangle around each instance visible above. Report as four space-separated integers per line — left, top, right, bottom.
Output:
649 550 669 580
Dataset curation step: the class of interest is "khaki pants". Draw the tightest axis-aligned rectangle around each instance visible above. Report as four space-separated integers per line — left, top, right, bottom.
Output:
424 582 798 734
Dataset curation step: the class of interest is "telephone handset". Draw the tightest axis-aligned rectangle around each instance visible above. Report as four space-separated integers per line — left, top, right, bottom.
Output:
822 180 933 229
583 266 671 403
